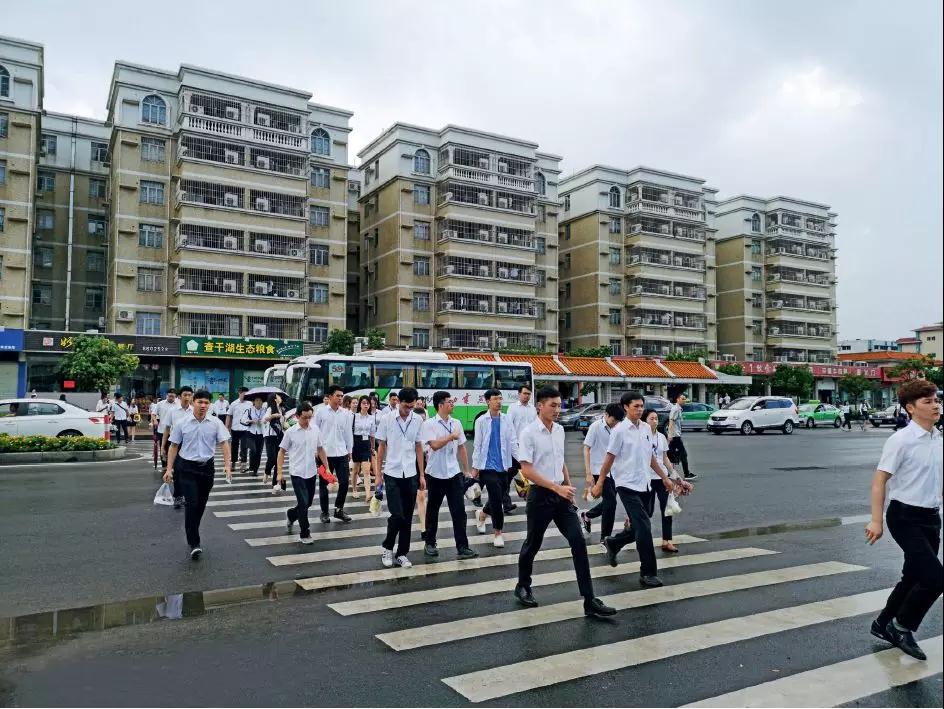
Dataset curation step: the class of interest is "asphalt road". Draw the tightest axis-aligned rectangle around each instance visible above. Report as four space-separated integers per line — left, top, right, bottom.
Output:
0 426 941 707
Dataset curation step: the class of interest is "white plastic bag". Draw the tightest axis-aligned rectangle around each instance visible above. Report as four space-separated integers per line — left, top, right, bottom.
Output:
153 482 174 506
664 492 682 517
465 482 482 502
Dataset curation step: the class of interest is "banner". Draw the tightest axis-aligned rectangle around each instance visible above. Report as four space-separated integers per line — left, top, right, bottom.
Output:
179 336 303 360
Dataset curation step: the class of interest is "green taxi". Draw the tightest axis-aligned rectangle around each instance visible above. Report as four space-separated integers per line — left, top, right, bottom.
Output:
680 402 718 431
797 403 842 428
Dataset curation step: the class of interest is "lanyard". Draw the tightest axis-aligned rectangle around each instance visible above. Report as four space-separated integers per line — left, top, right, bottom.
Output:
438 417 453 435
396 413 414 439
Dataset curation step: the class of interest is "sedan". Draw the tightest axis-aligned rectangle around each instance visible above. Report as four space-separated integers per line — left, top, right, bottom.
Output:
797 403 843 428
680 402 718 431
869 405 899 427
0 399 108 438
559 403 597 430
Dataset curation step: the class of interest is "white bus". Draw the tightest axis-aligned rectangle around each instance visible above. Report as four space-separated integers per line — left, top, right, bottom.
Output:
284 351 533 431
263 364 286 390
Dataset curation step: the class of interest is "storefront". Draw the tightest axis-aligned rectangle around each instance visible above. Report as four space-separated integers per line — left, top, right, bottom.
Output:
709 360 884 404
0 328 26 398
176 336 303 400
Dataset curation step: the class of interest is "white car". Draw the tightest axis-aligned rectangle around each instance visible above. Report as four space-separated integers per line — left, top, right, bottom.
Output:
0 398 108 438
707 396 800 435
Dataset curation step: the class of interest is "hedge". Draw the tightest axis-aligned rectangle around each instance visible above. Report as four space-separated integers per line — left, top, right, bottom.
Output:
0 434 118 453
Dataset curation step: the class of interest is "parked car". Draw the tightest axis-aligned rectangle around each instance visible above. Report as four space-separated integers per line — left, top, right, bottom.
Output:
869 405 899 427
680 402 718 431
707 396 800 435
576 396 671 435
558 403 597 430
574 403 608 434
797 403 843 428
0 398 108 438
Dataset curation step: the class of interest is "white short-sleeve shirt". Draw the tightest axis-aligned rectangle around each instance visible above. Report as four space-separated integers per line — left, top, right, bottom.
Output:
517 418 566 485
421 414 466 479
227 400 250 432
878 421 943 509
279 422 324 479
155 399 181 433
582 419 613 477
169 414 230 462
315 405 354 457
649 430 671 480
376 411 422 478
605 418 652 492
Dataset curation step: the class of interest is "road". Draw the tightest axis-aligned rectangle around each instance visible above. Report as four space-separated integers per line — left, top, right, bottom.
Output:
0 425 940 706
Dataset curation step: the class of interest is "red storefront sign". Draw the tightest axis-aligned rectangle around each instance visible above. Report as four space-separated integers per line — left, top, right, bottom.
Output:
711 361 882 379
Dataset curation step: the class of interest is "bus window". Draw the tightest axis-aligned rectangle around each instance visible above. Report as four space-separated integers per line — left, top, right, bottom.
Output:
326 361 373 392
456 365 493 390
495 366 530 391
417 364 456 390
301 368 327 404
374 364 414 391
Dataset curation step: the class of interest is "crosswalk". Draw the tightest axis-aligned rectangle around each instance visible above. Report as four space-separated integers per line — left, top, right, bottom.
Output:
144 443 942 706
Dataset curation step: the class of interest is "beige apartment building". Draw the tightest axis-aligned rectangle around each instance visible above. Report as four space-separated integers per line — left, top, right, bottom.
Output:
714 196 838 363
357 123 560 351
558 166 718 357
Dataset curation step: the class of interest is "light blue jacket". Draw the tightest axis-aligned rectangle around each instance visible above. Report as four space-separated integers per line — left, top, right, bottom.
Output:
472 412 517 471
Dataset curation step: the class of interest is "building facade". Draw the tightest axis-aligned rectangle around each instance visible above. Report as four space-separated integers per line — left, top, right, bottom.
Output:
557 166 718 357
714 196 838 363
913 322 942 360
838 338 899 354
357 123 560 352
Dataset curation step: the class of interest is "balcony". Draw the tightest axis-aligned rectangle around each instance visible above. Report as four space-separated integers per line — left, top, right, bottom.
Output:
438 328 545 351
627 219 706 241
771 349 808 364
247 316 304 340
625 186 704 222
436 292 537 318
627 248 705 271
178 135 307 178
765 296 833 313
436 257 536 285
437 219 535 251
628 310 706 330
175 268 305 301
180 91 308 151
766 213 830 240
628 340 674 358
438 165 535 193
767 269 833 288
175 224 306 260
767 322 832 340
767 241 832 261
438 181 535 216
176 179 307 220
438 145 535 192
628 278 706 301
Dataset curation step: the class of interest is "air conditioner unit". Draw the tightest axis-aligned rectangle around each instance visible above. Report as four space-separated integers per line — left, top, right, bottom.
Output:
288 248 303 258
222 236 239 250
632 348 643 356
775 356 787 363
478 300 490 312
441 338 451 348
444 191 453 201
117 310 133 322
255 197 270 211
632 317 642 325
189 104 204 115
659 255 669 264
256 113 271 127
497 337 508 347
674 256 683 266
445 265 455 275
175 278 186 290
660 347 670 356
770 327 780 335
286 289 300 299
253 324 268 337
722 353 735 361
222 279 238 293
662 314 673 325
497 302 508 313
478 229 490 240
772 273 781 281
253 281 269 295
497 197 509 208
478 158 489 169
659 285 670 295
443 301 454 310
674 286 683 296
497 232 509 243
634 285 643 294
224 149 240 164
478 337 490 348
630 255 641 264
253 239 270 253
497 162 509 173
442 229 457 238
631 224 642 234
674 195 683 205
477 193 489 205
660 225 670 234
497 267 509 279
478 265 490 277
224 106 240 120
772 300 783 308
224 193 239 207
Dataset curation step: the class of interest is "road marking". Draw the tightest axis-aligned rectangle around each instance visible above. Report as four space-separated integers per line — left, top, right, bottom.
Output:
222 501 481 522
378 559 859 649
684 635 943 707
441 588 892 703
214 501 372 517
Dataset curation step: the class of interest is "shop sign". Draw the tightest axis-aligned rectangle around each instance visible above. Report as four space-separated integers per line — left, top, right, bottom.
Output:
711 360 881 379
0 328 25 352
179 336 303 360
23 331 177 356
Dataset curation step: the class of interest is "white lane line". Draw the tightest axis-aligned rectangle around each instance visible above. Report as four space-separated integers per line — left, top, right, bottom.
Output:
214 500 373 517
441 588 892 703
684 635 943 707
209 488 280 498
331 536 715 616
378 559 861 650
226 503 482 528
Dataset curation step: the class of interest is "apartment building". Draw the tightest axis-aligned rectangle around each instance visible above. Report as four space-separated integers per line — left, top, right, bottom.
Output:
357 123 560 352
0 36 44 330
558 166 718 358
104 61 352 343
714 196 837 363
344 173 362 333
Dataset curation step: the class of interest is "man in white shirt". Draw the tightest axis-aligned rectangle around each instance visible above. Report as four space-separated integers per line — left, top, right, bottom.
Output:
581 403 625 544
593 390 675 588
841 401 853 431
277 402 330 545
421 391 477 560
241 394 267 477
111 393 131 444
95 392 112 415
211 393 230 419
504 384 537 513
315 384 355 523
865 378 943 661
163 387 199 504
375 387 425 569
472 388 518 547
668 392 697 480
226 387 250 472
154 389 180 473
164 389 231 560
514 386 616 618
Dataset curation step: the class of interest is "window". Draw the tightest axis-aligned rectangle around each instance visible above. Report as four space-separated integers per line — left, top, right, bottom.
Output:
0 207 4 232
564 223 571 240
375 364 408 389
751 266 763 282
536 237 546 254
751 239 762 255
140 180 165 205
0 112 8 138
609 339 622 356
37 209 54 230
564 282 571 301
139 223 164 248
413 149 431 174
563 194 571 211
417 363 454 388
413 184 430 206
85 288 104 310
751 213 761 233
0 66 8 98
413 221 430 241
136 312 161 335
141 95 167 125
41 134 57 157
609 308 622 325
310 244 329 266
751 293 764 308
88 216 107 238
563 253 571 269
87 251 105 272
35 247 53 268
310 167 330 188
564 312 572 329
413 292 430 311
0 159 5 185
609 186 621 209
89 178 106 199
537 204 546 223
0 255 3 273
609 278 622 295
32 285 52 305
308 282 328 304
327 362 373 390
137 267 163 292
495 366 529 390
309 206 329 227
91 142 109 163
414 256 430 276
311 128 330 156
37 171 55 192
457 365 493 390
307 322 328 343
609 217 622 234
536 270 546 288
537 172 546 196
141 137 165 162
609 247 621 265
412 328 430 348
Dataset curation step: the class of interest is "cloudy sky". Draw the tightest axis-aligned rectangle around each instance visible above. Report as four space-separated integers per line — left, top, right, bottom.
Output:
8 0 942 340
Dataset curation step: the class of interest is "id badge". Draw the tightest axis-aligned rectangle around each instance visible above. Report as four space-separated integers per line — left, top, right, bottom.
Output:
362 434 369 441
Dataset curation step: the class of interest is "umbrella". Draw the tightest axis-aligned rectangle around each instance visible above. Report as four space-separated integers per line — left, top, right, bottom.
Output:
244 385 287 400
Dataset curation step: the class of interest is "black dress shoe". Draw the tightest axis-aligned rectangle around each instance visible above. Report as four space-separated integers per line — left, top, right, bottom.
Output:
584 597 617 617
334 508 352 523
580 511 592 535
639 575 664 588
504 504 517 514
602 537 619 567
885 620 927 660
424 543 439 556
870 619 893 644
514 584 538 607
456 547 479 560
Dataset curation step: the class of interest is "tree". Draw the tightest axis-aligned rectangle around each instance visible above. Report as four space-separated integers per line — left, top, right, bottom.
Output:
321 329 355 356
770 364 815 400
567 346 612 357
888 355 937 380
838 374 877 402
58 335 140 393
665 349 710 362
708 363 748 399
364 327 387 350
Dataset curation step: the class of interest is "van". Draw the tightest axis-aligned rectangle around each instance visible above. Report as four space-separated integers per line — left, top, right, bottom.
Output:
706 396 800 435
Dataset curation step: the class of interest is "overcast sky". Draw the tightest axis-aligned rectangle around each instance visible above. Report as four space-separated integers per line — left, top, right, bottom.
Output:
8 0 942 340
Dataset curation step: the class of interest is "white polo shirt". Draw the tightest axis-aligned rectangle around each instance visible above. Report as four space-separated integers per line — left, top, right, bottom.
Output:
605 417 652 492
279 422 324 479
878 421 943 509
421 414 466 479
155 399 181 433
227 399 250 432
169 414 231 462
583 418 613 477
315 405 354 457
375 411 422 478
517 418 566 485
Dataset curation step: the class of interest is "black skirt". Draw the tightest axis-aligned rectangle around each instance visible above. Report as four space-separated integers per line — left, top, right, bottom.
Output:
352 437 372 463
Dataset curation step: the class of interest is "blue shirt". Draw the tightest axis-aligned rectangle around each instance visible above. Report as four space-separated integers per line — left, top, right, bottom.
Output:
485 415 504 471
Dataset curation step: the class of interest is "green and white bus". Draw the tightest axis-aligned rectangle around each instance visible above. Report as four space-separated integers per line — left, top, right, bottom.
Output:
284 351 533 431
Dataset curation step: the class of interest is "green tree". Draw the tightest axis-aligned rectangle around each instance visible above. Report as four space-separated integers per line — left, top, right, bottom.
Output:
321 329 355 356
770 364 814 400
58 335 140 393
665 349 710 362
567 346 612 357
364 327 387 350
709 362 748 399
837 374 877 403
888 355 937 380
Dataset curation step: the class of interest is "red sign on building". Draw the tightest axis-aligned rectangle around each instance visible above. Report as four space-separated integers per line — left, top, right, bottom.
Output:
711 361 882 379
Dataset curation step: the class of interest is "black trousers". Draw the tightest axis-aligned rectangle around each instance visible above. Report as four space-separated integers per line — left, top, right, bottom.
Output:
842 413 852 430
175 458 215 548
320 455 351 513
505 459 519 508
288 475 319 538
231 430 248 464
425 473 469 548
607 486 657 576
647 481 673 541
585 474 617 541
264 433 282 478
668 437 690 476
479 469 506 531
877 500 943 631
382 474 419 556
246 433 264 474
114 420 129 443
517 486 594 599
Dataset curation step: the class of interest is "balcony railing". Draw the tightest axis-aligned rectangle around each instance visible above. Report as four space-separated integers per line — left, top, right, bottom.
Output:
626 199 704 223
629 280 706 300
628 250 705 271
767 271 832 287
437 258 536 284
181 114 309 153
175 268 304 300
175 224 306 260
628 220 706 241
628 311 706 330
438 165 535 193
436 293 537 318
178 136 307 177
438 181 536 215
767 243 832 261
438 328 546 351
437 220 535 250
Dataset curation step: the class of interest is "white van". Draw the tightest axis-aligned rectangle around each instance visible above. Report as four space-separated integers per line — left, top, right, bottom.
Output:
707 396 800 435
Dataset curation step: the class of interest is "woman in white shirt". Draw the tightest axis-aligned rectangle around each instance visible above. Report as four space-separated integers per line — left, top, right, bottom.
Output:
263 393 286 492
644 409 692 553
352 395 376 500
127 399 140 442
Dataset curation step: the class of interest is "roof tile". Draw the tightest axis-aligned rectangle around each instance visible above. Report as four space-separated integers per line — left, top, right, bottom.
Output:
446 352 497 361
661 361 717 380
558 357 621 377
610 358 672 378
499 354 566 375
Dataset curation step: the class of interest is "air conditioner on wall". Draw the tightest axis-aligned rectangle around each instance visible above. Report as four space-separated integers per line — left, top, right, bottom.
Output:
189 104 203 114
770 327 780 335
661 347 670 356
224 193 240 208
479 300 489 312
478 337 490 348
225 106 240 120
632 317 642 325
478 265 489 277
117 310 133 321
444 192 453 201
256 156 270 170
255 197 270 211
442 229 457 238
498 267 509 279
222 279 238 293
632 348 643 356
660 225 670 234
224 149 240 164
772 300 783 308
257 113 271 127
288 248 303 258
443 301 454 310
441 338 451 348
222 236 238 250
445 265 455 275
497 162 508 173
497 232 509 243
478 193 489 205
497 337 508 347
497 302 508 313
478 158 489 169
176 278 186 290
634 285 643 294
253 324 268 337
479 229 490 239
254 239 270 253
286 289 300 299
254 281 269 295
497 198 509 209
631 224 642 234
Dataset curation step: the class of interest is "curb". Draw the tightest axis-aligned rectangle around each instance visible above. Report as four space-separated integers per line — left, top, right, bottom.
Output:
0 446 126 465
